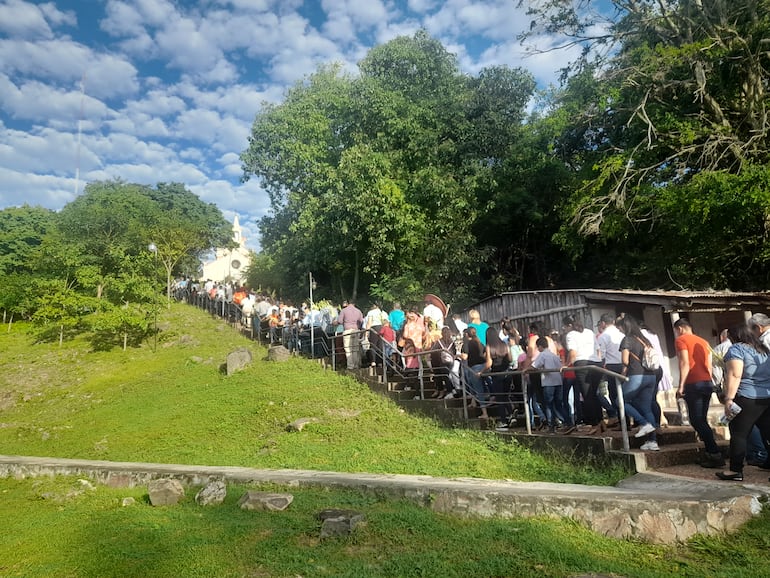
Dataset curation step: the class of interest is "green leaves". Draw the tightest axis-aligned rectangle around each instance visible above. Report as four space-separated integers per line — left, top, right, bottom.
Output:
241 31 539 302
0 180 229 345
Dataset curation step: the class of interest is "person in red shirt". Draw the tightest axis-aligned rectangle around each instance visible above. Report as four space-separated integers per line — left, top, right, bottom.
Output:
379 319 397 365
675 318 723 468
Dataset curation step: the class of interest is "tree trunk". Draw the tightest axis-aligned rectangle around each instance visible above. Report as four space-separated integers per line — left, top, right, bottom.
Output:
59 325 63 347
123 332 128 351
166 269 173 308
351 248 360 303
7 313 13 333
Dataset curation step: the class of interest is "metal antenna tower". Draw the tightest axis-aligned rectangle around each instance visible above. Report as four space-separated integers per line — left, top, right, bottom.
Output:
74 73 85 196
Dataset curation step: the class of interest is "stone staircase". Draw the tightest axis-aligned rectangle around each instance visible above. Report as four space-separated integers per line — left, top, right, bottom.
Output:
339 362 732 472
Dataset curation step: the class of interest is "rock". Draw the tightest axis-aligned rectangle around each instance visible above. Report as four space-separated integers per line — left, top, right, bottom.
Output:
318 509 365 539
287 417 319 432
78 479 96 491
237 491 293 511
189 356 204 363
148 478 185 506
195 480 227 506
121 497 136 507
226 347 253 375
267 345 291 362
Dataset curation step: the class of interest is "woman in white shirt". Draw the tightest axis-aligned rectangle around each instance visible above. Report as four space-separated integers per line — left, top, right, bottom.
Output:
563 315 603 433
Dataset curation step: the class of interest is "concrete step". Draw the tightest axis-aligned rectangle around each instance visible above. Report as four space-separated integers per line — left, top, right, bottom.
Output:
604 425 699 450
663 404 728 427
625 440 731 470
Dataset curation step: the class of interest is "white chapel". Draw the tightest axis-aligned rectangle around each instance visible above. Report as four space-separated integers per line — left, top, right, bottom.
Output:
201 215 251 284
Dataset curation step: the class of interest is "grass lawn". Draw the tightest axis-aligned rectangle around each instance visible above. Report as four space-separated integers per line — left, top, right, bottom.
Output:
2 302 770 577
2 475 770 578
0 303 625 485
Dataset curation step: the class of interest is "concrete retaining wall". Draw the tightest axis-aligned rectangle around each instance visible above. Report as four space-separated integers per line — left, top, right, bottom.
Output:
1 455 767 544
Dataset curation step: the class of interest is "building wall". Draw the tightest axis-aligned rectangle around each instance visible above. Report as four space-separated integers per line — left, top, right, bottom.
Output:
469 291 588 335
201 247 250 284
200 214 251 284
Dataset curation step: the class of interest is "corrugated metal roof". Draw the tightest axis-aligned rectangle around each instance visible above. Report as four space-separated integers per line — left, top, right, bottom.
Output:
577 289 769 299
497 289 769 299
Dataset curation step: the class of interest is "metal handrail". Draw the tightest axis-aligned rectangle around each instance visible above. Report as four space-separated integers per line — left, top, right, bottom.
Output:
178 294 637 451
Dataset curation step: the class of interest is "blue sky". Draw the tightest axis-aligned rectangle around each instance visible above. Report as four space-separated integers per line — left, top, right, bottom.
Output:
0 0 581 250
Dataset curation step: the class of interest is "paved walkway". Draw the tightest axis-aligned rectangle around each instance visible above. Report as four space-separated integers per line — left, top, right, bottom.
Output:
2 454 769 544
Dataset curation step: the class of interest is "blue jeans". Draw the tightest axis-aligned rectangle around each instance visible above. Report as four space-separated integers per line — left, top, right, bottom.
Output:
463 363 489 407
683 380 719 454
562 376 578 426
623 373 658 438
542 385 565 427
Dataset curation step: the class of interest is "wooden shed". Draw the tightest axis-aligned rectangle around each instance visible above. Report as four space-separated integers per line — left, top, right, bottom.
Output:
462 289 770 410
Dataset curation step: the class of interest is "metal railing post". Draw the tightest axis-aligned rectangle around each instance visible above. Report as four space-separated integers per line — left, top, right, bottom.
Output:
615 379 630 451
460 364 469 421
417 354 424 399
522 374 532 435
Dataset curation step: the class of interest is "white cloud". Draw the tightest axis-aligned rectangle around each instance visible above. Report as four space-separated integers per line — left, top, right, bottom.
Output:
407 0 438 13
423 0 527 42
0 0 74 39
321 0 393 43
0 124 80 174
322 0 389 28
0 0 575 255
155 15 224 73
0 166 77 207
0 38 139 99
133 0 177 27
125 90 186 117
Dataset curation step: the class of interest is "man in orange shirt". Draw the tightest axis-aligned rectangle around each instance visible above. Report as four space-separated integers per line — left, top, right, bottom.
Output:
675 318 724 468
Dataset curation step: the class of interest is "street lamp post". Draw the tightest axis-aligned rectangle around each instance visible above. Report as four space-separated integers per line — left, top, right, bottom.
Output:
309 272 316 358
148 243 158 352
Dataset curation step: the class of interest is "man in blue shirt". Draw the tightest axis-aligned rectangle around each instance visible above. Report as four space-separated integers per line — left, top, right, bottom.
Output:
388 302 405 335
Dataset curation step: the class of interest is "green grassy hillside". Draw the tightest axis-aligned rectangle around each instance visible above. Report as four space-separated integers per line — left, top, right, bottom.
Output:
0 302 624 485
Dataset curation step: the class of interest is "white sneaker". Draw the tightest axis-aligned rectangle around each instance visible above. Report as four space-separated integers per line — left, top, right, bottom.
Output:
634 423 656 438
640 440 660 451
443 392 455 400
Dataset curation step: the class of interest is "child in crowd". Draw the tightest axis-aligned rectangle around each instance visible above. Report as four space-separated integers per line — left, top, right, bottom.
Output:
530 336 567 433
379 319 397 362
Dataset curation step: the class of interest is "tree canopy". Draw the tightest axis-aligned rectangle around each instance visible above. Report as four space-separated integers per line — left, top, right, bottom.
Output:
241 31 539 304
515 0 770 291
0 180 230 348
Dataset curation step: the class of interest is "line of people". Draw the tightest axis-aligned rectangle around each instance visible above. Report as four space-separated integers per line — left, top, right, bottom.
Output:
178 281 770 469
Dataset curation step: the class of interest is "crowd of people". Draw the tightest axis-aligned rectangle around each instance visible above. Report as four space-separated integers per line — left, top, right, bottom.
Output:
176 279 770 476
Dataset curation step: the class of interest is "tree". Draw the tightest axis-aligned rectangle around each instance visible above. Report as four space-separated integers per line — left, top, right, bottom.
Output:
55 180 231 303
0 205 54 276
55 180 160 299
241 32 518 304
523 0 770 236
30 279 100 345
146 182 234 253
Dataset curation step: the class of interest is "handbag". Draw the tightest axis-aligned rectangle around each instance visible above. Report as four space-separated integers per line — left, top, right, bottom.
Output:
712 380 725 402
709 346 726 402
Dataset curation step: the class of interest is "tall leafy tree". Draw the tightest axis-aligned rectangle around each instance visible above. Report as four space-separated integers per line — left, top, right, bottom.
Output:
145 183 234 301
56 180 160 299
242 32 542 304
0 205 55 276
525 0 770 289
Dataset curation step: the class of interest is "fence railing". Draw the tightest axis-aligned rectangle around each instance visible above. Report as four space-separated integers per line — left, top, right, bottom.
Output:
178 289 634 450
